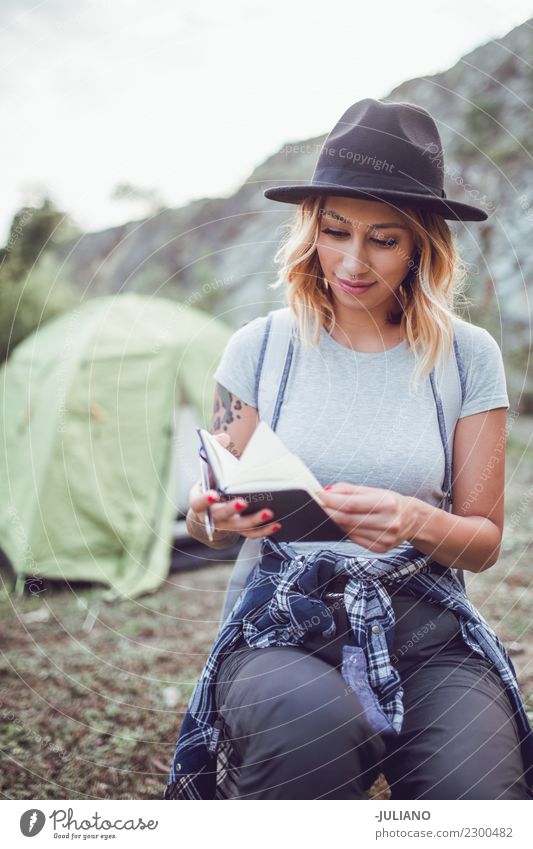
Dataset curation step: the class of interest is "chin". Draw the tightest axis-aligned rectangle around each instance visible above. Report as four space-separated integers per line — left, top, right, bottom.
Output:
332 285 378 303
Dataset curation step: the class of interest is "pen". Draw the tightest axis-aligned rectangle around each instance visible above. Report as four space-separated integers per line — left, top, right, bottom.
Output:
199 450 215 542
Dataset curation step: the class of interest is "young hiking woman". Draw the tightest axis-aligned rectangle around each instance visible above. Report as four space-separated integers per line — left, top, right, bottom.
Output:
163 98 533 800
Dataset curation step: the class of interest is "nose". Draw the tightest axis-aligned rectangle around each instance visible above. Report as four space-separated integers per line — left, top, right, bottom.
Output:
337 242 372 278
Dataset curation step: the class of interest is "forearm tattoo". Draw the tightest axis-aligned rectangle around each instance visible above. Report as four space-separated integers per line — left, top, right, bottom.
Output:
212 383 248 458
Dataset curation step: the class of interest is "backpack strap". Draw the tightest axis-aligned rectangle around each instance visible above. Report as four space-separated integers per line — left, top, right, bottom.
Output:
429 322 468 589
258 308 467 515
255 307 297 428
218 308 296 628
431 323 467 512
218 312 468 627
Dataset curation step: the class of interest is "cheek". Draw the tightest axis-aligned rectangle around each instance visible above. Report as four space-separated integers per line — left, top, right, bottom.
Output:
376 250 411 281
316 242 334 269
316 244 333 275
316 241 354 273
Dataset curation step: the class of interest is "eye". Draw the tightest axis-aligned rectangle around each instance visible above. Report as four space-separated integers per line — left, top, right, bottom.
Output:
321 228 398 248
321 227 349 239
371 237 397 248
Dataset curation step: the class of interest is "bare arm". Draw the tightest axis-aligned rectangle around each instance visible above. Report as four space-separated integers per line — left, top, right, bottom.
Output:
405 407 507 572
211 382 259 459
186 383 281 549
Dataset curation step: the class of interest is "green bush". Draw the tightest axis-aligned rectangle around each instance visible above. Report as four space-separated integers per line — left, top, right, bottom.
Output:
0 199 78 363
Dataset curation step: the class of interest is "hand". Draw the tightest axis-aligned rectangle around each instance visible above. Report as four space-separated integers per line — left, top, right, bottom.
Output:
318 482 417 553
188 432 282 539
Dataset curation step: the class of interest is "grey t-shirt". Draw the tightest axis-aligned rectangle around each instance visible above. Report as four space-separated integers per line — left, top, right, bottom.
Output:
213 312 510 561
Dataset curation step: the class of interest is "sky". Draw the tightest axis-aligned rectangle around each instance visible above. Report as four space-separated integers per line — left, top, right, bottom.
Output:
1 0 532 243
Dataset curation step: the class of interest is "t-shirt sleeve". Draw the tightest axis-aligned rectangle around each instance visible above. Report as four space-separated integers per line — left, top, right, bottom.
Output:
212 315 268 408
459 327 510 418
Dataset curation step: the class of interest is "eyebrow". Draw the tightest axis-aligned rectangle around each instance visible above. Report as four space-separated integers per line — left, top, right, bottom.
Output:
319 208 410 230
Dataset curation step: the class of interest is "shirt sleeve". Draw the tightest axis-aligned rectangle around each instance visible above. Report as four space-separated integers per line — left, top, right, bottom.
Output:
212 315 268 408
459 327 510 418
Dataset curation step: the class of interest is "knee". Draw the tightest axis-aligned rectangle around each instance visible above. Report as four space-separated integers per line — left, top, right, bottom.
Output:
430 755 529 800
220 649 387 799
275 693 370 758
220 648 380 754
416 773 527 801
252 669 383 769
251 652 373 738
389 754 529 801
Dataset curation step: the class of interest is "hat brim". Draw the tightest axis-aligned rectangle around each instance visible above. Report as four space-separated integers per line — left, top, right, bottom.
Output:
263 184 488 222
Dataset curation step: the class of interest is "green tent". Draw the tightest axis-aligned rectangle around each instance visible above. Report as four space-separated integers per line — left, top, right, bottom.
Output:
0 294 231 601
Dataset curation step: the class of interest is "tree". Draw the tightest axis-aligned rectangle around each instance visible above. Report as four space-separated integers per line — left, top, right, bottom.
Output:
0 198 78 362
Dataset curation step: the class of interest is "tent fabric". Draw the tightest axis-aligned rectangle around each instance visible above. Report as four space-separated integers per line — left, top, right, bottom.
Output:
0 294 231 601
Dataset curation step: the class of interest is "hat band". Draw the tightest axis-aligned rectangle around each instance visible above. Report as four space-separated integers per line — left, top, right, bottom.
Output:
311 168 446 199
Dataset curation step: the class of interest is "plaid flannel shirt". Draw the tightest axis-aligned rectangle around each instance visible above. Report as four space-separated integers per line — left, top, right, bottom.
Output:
163 538 533 800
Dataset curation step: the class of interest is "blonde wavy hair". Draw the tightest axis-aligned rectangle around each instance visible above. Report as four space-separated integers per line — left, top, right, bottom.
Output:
268 195 470 392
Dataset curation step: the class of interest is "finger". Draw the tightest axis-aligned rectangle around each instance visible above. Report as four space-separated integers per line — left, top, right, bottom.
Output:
189 477 207 501
240 520 282 538
194 490 248 513
323 512 392 550
322 505 372 532
324 482 363 492
325 505 388 531
189 488 221 514
322 483 372 496
321 490 360 507
215 504 276 528
322 491 384 513
322 501 360 519
189 478 203 498
209 497 274 525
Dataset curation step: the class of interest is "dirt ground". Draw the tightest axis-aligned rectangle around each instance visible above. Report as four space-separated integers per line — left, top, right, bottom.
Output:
1 424 532 800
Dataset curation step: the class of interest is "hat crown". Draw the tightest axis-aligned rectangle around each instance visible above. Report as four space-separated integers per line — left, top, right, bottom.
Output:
314 98 444 196
263 96 488 221
334 98 443 153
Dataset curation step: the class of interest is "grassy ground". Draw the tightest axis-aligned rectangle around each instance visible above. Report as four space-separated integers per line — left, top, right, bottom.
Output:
1 422 532 800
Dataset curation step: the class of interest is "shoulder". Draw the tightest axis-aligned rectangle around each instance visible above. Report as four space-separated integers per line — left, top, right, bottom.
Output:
449 314 509 416
449 313 496 347
223 307 294 351
212 313 272 407
449 313 505 365
235 312 272 338
452 315 499 349
219 313 270 355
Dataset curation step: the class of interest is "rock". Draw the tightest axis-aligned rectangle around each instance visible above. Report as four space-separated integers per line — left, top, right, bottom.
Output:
367 772 392 800
507 641 526 656
162 686 180 708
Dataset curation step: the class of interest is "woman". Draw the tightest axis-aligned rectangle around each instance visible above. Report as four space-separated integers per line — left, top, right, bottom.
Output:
164 98 533 800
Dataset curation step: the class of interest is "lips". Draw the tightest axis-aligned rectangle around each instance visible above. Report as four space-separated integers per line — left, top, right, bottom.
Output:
338 278 375 288
337 277 377 295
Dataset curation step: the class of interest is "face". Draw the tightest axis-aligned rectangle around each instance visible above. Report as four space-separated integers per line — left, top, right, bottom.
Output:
315 196 418 318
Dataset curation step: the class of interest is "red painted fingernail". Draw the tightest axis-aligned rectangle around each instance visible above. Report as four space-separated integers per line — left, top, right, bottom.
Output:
261 511 271 520
324 486 332 491
235 502 246 510
272 523 281 531
207 494 218 503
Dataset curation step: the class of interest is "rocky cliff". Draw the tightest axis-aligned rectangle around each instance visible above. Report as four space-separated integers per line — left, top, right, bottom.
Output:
54 16 533 408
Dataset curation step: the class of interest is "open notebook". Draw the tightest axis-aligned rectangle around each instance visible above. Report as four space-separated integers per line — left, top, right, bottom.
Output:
197 421 346 542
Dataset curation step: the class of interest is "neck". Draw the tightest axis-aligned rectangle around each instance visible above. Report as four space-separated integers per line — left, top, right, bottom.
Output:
329 301 403 348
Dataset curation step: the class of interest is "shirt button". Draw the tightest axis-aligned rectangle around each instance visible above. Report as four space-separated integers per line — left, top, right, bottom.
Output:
372 625 380 634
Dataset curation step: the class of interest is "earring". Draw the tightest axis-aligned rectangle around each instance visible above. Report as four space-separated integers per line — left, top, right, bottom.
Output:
322 276 330 290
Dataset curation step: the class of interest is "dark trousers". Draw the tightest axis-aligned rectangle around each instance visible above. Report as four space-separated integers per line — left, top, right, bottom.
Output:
214 582 529 800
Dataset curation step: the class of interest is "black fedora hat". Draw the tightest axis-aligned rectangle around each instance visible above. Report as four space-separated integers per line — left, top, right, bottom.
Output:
263 98 488 222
